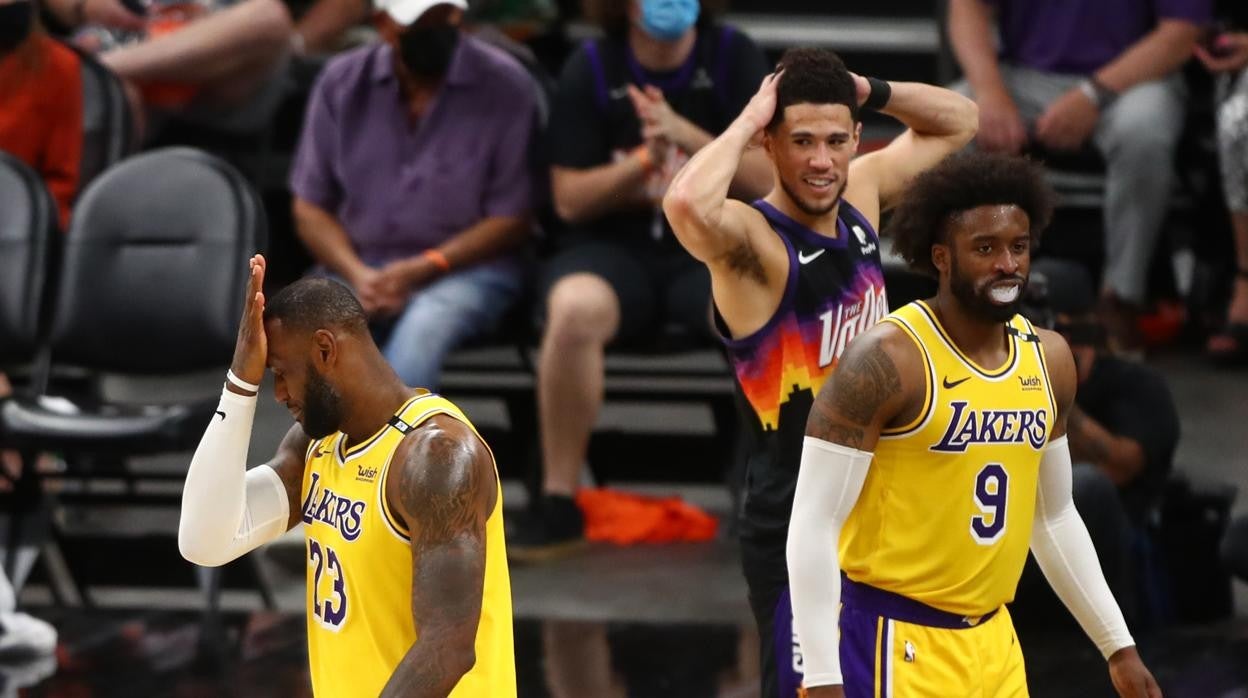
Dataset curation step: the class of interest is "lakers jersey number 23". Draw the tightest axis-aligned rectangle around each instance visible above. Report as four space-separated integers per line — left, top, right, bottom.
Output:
300 391 515 697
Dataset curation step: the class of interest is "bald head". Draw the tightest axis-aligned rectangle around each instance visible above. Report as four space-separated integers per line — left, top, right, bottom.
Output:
264 277 368 337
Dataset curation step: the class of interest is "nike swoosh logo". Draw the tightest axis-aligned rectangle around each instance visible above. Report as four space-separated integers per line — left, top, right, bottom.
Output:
798 249 826 265
942 376 971 389
215 410 226 421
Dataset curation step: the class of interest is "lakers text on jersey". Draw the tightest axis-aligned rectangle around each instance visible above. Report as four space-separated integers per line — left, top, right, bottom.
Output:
840 301 1057 617
301 391 515 697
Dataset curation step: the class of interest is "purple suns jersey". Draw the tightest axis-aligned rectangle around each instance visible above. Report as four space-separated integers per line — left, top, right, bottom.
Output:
717 199 888 541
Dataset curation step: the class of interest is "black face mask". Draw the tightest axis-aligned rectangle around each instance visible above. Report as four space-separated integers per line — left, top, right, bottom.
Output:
398 24 459 79
0 1 34 54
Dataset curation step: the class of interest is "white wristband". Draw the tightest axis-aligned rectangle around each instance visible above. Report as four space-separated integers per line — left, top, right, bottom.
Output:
226 369 260 393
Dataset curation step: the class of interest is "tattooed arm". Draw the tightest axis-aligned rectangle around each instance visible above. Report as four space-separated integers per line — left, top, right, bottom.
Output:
381 415 498 698
789 324 925 696
805 323 925 450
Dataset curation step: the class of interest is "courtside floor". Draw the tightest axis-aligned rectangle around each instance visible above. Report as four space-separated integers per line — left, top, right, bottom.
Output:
5 353 1247 696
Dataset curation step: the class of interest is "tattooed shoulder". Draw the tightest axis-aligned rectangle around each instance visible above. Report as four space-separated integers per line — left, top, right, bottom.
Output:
394 418 491 545
805 327 907 448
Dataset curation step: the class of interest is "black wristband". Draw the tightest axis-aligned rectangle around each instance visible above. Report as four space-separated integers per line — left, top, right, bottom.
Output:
863 77 892 111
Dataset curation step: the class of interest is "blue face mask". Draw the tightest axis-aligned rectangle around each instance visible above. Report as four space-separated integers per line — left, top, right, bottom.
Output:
639 0 699 42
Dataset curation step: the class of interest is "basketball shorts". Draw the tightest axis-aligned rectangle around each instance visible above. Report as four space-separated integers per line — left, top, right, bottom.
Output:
838 576 1029 698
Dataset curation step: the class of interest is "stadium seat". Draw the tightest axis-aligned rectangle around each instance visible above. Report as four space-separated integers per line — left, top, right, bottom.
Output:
0 151 56 370
0 152 59 585
0 147 267 608
67 43 135 196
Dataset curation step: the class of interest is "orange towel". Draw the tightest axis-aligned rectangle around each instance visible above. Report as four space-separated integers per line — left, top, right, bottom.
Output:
575 488 719 545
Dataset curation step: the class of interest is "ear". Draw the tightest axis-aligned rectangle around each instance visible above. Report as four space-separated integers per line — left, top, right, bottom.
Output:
931 243 949 276
311 329 337 371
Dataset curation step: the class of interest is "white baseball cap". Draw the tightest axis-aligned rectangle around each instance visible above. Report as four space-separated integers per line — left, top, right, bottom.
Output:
378 0 467 26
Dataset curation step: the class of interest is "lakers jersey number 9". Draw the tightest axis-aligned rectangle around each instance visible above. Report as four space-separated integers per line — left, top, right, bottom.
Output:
840 301 1057 618
301 391 515 697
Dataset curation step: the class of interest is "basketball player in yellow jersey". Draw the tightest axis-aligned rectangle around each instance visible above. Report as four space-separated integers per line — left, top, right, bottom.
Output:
786 152 1161 698
177 255 515 697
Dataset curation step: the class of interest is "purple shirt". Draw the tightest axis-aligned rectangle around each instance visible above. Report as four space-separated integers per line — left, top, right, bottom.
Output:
290 35 537 266
986 0 1212 74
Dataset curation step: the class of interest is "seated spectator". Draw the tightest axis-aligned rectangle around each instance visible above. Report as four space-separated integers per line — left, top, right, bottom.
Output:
40 0 293 134
0 1 83 229
1197 1 1248 364
289 0 537 390
508 0 771 559
1024 258 1181 616
947 0 1209 351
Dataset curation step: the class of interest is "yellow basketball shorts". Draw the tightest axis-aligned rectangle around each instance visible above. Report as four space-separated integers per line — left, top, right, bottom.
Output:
835 576 1028 698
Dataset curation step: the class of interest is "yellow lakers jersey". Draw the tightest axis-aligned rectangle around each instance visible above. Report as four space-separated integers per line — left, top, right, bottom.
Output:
300 391 515 697
840 301 1057 617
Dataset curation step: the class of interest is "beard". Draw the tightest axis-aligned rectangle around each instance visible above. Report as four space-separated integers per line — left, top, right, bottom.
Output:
949 253 1027 324
301 367 344 439
778 172 846 217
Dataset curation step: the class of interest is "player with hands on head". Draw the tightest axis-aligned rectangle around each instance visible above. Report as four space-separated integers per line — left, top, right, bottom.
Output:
178 254 516 697
787 151 1160 698
663 47 978 698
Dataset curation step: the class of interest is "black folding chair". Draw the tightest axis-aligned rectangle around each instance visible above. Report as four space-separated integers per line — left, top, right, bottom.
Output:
0 147 267 609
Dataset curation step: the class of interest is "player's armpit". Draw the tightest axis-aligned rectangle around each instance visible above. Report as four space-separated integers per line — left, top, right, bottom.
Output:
666 195 765 267
703 202 792 340
381 417 495 698
805 324 919 451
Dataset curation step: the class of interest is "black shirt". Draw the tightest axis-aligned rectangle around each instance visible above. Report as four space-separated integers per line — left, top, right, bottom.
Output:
1217 0 1248 28
548 24 768 244
1077 355 1181 523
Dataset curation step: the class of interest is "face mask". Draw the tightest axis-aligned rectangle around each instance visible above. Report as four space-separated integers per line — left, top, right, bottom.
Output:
398 24 459 79
639 0 699 42
0 1 34 54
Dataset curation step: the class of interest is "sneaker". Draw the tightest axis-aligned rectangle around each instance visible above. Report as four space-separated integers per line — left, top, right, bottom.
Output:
0 612 57 658
507 495 586 563
0 653 57 691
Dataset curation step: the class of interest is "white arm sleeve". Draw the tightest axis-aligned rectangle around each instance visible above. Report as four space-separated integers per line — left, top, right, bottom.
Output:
786 436 873 688
178 386 291 568
1029 435 1134 658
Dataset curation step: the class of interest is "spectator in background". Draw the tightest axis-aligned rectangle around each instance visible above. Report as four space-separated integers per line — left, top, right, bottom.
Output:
947 0 1209 351
1025 258 1181 613
0 0 82 229
289 0 537 390
1198 2 1248 364
40 0 292 135
508 0 771 560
